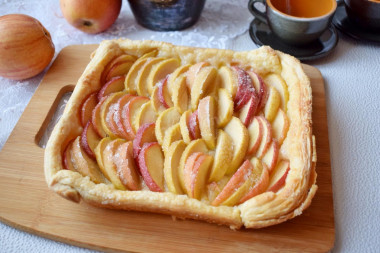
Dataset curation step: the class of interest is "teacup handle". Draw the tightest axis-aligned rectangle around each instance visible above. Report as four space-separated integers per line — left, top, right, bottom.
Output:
248 0 268 24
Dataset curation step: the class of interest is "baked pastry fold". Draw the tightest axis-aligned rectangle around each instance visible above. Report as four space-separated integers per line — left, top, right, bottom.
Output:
44 39 317 229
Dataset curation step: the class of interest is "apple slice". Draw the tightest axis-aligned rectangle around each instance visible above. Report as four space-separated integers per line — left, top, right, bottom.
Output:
136 57 165 97
179 110 192 144
223 116 249 175
100 91 127 139
183 152 203 196
170 74 189 113
62 139 76 171
91 96 108 138
206 178 229 203
167 64 191 93
80 92 98 127
188 110 201 140
121 96 150 138
125 57 152 95
97 76 125 101
178 139 209 193
81 121 101 159
208 130 233 182
198 96 216 149
212 160 254 206
100 138 127 190
272 108 290 145
114 141 141 191
101 54 136 84
138 142 165 192
94 137 112 174
216 88 233 128
238 158 270 204
218 66 238 99
113 94 135 140
151 85 166 114
232 66 257 111
105 61 134 83
264 73 289 112
164 140 187 194
133 101 157 132
185 153 214 200
248 71 268 111
139 50 158 60
246 116 263 155
264 86 281 122
186 62 210 90
267 159 290 192
155 107 181 145
255 116 273 158
190 66 218 110
71 136 106 184
261 139 279 173
132 123 157 159
162 123 182 153
147 58 181 95
157 76 174 109
238 95 259 127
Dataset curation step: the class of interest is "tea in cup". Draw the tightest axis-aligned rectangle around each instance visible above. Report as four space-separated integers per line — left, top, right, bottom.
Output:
343 0 380 30
248 0 337 45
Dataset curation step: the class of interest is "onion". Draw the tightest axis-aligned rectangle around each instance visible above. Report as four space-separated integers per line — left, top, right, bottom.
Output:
0 14 55 80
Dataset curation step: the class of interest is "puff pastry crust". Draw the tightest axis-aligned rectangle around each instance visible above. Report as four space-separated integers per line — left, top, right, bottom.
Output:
44 39 317 229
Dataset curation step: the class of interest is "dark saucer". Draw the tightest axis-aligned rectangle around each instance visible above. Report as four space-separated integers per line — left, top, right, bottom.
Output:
249 19 339 61
332 5 380 43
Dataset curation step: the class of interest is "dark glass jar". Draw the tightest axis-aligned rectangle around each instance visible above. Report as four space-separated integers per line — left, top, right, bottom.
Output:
127 0 206 31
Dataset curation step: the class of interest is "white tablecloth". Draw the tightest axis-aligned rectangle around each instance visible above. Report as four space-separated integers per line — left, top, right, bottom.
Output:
0 0 379 252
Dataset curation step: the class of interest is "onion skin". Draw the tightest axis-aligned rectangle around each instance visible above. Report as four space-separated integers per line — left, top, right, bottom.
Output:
0 14 55 80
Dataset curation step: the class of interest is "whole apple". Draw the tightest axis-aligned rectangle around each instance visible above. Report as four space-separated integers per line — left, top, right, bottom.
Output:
0 14 55 80
60 0 122 34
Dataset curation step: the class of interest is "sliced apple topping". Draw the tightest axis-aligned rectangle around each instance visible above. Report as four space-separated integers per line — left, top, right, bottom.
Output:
164 140 187 194
223 116 249 175
132 123 157 159
188 110 201 140
255 116 273 158
218 66 237 99
162 123 182 153
212 160 254 206
157 76 174 109
114 141 141 191
62 139 76 171
198 96 216 150
113 94 135 140
170 74 189 113
179 110 192 144
178 139 209 193
238 158 270 204
272 108 290 145
125 57 152 95
246 116 263 155
261 139 279 173
91 96 108 138
95 137 112 174
264 73 289 112
232 66 258 112
81 121 101 159
267 159 290 193
136 57 165 97
248 71 268 111
151 85 166 114
264 85 281 122
80 92 98 127
138 142 165 192
155 107 181 145
184 152 213 200
121 96 150 139
186 62 210 90
101 54 136 84
134 101 157 132
71 136 105 184
147 58 180 95
97 76 126 101
98 138 127 190
216 88 233 128
208 130 233 182
167 64 191 92
190 66 218 110
239 95 259 127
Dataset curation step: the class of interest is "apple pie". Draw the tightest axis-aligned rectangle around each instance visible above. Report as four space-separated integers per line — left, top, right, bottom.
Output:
44 39 317 229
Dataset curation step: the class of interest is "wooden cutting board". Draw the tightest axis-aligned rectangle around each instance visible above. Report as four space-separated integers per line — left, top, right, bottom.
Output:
0 45 335 253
